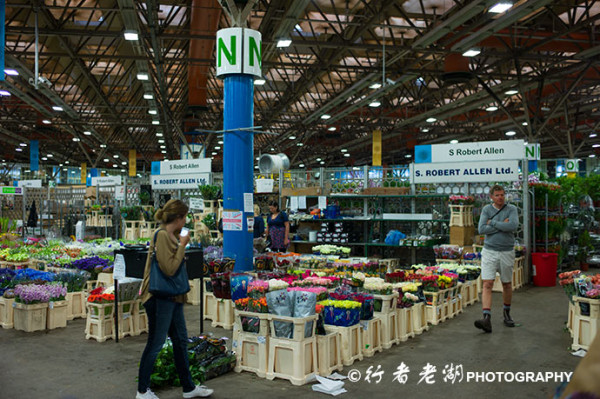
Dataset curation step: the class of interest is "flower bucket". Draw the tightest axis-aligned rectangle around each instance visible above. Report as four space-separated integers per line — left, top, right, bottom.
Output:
332 307 360 327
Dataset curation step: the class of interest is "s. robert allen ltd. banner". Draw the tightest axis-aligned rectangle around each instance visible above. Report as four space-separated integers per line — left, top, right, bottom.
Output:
412 160 519 184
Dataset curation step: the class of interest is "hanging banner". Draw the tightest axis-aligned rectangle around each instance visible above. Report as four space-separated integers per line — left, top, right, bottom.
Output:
91 176 122 186
412 160 520 184
17 180 42 188
81 163 87 185
0 0 5 82
215 28 262 78
151 158 211 175
415 139 525 163
30 140 39 171
129 149 136 177
372 129 382 166
565 159 580 172
525 143 541 160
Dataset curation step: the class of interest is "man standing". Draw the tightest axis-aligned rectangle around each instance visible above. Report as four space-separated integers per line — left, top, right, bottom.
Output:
475 184 519 333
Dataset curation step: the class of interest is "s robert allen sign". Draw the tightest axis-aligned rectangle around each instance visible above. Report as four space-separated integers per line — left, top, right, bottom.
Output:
415 140 525 163
412 160 519 184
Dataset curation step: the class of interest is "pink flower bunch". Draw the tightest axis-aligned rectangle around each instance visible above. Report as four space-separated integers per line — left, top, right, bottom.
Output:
586 288 600 299
14 284 53 304
287 286 328 295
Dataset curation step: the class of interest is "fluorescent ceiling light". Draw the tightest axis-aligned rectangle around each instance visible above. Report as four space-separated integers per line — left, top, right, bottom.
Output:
343 153 350 157
254 79 266 85
4 69 18 76
65 161 69 164
137 73 149 80
52 106 64 111
369 83 382 89
328 127 337 131
83 131 92 135
489 3 512 13
369 101 381 108
421 128 430 133
0 90 10 96
124 30 139 41
72 137 81 142
214 146 221 150
590 133 598 138
541 106 551 112
152 120 159 125
297 143 303 146
505 131 516 136
112 164 118 168
450 139 459 144
320 161 325 165
100 144 107 148
505 90 518 95
42 157 47 160
320 114 331 120
158 139 165 143
161 150 167 154
143 94 153 100
590 154 596 158
211 152 217 155
289 136 296 140
148 109 157 115
341 149 348 153
270 147 275 151
103 158 109 162
42 119 51 124
426 117 436 123
299 164 305 167
522 122 528 126
121 169 126 173
276 39 292 48
462 49 480 57
156 133 163 137
19 143 27 147
316 158 322 161
485 106 498 111
405 154 412 158
16 148 23 152
160 145 166 149
121 161 127 165
218 140 224 144
113 154 119 158
593 144 600 148
47 154 53 157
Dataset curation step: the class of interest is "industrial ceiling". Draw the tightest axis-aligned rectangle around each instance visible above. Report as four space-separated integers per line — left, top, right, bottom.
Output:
2 0 600 173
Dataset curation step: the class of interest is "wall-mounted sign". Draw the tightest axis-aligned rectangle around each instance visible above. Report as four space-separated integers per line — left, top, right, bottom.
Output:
91 176 122 186
415 140 525 163
215 28 262 78
412 160 520 184
223 210 243 231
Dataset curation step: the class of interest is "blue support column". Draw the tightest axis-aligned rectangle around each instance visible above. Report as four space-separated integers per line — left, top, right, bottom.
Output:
528 160 538 172
223 74 254 271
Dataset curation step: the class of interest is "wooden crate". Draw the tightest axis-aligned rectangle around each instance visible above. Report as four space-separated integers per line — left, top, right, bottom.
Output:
13 302 48 332
203 290 218 321
133 300 148 335
449 205 474 227
233 310 270 378
373 292 398 314
66 291 87 320
492 257 525 292
212 299 235 330
0 297 15 329
47 300 68 329
568 300 575 337
187 278 202 306
572 297 600 351
397 307 415 342
374 310 399 349
411 302 429 335
424 289 450 326
360 317 382 357
325 323 363 366
85 302 114 342
266 314 318 386
316 331 343 376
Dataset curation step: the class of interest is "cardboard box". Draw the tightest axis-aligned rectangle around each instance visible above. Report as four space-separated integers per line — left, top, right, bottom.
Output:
450 226 476 246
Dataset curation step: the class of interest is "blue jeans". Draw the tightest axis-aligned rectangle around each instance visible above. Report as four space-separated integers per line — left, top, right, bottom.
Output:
137 297 195 393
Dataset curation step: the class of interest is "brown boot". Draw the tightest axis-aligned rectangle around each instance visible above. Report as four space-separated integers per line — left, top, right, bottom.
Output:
474 313 492 333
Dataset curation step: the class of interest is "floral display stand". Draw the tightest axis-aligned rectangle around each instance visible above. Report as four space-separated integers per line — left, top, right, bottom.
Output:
568 299 575 337
424 289 450 326
397 307 415 342
203 290 218 321
460 280 479 307
233 310 270 378
316 331 343 376
187 278 202 306
13 302 48 332
360 316 382 357
572 296 600 351
266 314 318 386
133 300 148 335
115 300 136 339
325 323 363 366
47 300 68 329
449 205 474 227
124 221 141 241
85 302 114 342
66 291 86 320
411 302 429 334
492 256 525 292
0 297 15 329
374 309 399 349
372 293 398 314
212 299 234 330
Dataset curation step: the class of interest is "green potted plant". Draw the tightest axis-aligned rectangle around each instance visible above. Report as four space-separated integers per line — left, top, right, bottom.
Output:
198 184 221 201
577 230 593 271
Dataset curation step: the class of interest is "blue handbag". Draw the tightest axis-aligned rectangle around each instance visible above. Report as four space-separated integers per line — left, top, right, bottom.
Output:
149 229 190 297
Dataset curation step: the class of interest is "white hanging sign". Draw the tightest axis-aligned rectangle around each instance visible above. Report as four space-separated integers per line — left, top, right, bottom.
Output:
17 180 42 188
189 198 204 210
91 176 122 186
412 160 520 184
256 179 274 193
415 140 525 163
115 186 126 200
215 28 262 78
565 159 580 172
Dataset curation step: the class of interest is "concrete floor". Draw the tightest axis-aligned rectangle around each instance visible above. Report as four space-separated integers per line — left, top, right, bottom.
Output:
0 284 580 399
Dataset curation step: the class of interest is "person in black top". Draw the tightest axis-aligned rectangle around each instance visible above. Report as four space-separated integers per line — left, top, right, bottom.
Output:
253 204 265 239
264 201 289 252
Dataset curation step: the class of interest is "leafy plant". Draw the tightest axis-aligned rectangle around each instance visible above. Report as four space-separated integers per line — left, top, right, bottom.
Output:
202 214 217 230
121 206 142 221
139 191 151 205
198 184 221 201
577 230 593 263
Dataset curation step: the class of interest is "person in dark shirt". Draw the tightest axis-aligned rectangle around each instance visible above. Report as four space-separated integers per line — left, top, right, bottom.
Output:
264 201 289 252
253 204 265 239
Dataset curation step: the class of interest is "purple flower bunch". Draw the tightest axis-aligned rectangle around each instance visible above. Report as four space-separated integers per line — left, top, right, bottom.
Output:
14 283 67 304
69 256 111 272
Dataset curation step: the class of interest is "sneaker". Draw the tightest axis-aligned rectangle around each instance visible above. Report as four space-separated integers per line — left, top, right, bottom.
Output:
474 314 492 333
183 385 214 398
503 309 515 327
136 389 159 399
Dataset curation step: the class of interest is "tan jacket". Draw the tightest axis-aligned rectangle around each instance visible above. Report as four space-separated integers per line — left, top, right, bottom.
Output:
139 228 187 304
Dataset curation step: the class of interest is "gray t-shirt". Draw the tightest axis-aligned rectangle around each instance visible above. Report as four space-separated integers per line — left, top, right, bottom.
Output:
478 203 518 252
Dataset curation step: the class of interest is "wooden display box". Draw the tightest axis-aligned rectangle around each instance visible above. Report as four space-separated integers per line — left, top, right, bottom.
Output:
325 323 363 366
66 291 87 320
449 226 476 246
316 331 343 376
572 296 600 351
233 310 270 378
0 297 15 328
13 302 48 332
47 300 68 329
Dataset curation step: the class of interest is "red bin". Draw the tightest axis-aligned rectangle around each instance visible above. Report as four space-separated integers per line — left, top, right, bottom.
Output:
531 252 558 287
